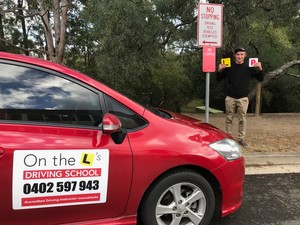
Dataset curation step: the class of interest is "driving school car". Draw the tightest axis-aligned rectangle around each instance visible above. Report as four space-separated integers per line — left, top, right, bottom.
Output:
0 52 244 225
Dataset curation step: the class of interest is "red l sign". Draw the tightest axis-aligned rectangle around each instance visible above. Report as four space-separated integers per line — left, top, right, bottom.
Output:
202 46 216 72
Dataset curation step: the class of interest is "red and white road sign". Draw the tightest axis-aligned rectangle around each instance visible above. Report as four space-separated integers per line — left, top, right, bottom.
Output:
202 46 216 72
197 3 223 47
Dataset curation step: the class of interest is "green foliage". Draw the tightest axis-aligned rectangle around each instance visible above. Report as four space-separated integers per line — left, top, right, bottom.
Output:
64 3 96 75
82 0 194 111
84 0 159 95
180 50 206 99
263 76 300 113
1 0 300 112
148 52 193 111
211 0 300 112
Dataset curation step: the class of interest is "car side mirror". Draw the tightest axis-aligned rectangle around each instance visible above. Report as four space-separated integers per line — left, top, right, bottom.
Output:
102 113 127 144
102 113 122 134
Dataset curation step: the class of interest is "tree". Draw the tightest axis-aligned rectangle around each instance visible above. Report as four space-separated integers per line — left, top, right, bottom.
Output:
0 0 75 63
37 0 70 63
1 0 300 112
209 0 300 113
84 0 157 96
64 3 95 75
248 60 300 99
80 0 197 111
147 52 193 111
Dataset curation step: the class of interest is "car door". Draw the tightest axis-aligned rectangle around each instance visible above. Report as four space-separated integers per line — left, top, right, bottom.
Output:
0 61 133 225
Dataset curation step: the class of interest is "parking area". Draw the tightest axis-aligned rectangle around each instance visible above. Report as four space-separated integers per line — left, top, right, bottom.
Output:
211 152 300 225
211 173 300 225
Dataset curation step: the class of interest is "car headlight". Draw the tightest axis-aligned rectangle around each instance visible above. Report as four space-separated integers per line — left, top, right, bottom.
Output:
209 138 242 160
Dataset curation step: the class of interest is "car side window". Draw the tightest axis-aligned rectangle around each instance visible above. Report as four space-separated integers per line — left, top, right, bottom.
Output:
104 95 147 130
0 63 102 127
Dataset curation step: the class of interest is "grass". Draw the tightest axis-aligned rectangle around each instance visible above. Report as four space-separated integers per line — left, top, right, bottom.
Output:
181 98 223 114
181 99 204 113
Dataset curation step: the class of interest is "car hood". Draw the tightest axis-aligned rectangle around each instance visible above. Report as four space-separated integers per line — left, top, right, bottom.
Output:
164 110 232 140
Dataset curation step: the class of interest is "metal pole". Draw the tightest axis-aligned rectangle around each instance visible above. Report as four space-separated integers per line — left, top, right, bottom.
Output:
204 0 209 123
202 0 210 123
205 72 210 123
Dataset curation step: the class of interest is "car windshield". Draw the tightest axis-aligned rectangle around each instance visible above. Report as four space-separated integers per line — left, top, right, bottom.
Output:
144 104 171 119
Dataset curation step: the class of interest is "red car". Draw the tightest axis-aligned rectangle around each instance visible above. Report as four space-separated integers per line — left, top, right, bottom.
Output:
0 52 244 225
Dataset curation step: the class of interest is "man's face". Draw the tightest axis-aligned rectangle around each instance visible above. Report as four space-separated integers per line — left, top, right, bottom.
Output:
235 51 247 64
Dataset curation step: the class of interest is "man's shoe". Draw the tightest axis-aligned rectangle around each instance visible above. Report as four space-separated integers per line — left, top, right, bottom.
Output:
238 139 248 147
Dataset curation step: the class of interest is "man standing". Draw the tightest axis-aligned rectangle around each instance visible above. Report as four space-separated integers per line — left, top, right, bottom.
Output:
216 47 264 147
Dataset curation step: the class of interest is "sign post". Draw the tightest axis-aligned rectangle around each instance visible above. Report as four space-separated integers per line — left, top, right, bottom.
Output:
198 3 223 123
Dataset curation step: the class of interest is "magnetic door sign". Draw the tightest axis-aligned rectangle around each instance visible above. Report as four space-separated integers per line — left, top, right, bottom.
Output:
198 3 223 47
12 149 109 209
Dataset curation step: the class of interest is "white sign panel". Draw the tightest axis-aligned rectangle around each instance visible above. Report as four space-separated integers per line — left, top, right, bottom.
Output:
198 3 223 47
13 149 109 209
249 58 258 67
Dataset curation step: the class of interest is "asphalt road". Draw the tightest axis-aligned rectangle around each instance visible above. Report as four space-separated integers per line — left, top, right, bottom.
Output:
211 173 300 225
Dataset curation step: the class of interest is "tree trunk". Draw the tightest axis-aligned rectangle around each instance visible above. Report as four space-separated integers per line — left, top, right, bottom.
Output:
255 83 261 116
53 0 69 63
0 12 6 51
17 0 29 55
248 60 300 100
38 0 69 64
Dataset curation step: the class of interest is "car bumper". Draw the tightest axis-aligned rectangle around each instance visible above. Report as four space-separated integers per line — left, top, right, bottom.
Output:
213 156 245 217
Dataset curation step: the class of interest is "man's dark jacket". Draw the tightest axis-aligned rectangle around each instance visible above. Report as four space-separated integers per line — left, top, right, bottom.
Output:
216 61 264 99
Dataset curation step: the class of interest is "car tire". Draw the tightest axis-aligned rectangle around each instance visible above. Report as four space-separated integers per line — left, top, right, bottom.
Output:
140 169 215 225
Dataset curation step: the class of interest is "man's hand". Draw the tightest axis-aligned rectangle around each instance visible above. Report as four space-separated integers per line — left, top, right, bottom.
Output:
253 62 262 71
218 64 227 72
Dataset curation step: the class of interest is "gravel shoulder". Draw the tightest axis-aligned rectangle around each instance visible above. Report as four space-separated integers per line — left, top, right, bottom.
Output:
186 113 300 153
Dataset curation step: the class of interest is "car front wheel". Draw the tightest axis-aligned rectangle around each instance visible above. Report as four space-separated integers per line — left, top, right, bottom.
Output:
140 169 215 225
